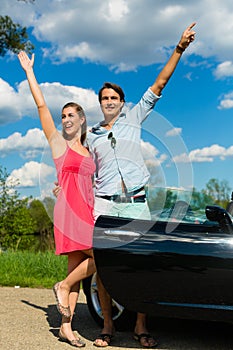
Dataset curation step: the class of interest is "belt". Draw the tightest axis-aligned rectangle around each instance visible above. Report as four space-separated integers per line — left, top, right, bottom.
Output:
97 194 146 203
97 187 146 203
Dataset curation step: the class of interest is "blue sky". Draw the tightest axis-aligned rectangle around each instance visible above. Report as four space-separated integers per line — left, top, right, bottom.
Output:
1 0 233 199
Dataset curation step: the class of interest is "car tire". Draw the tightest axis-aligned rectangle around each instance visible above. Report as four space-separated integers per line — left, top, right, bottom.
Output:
82 272 136 331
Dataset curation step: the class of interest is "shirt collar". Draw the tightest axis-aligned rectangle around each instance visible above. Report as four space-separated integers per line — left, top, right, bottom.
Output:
91 113 125 132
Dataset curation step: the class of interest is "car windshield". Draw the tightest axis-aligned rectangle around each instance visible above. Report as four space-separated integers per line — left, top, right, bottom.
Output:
147 186 217 224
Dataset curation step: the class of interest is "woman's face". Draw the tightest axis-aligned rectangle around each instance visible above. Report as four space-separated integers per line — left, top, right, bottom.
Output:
61 106 84 138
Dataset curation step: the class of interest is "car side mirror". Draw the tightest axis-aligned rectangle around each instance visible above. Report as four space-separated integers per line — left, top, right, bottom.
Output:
205 205 233 234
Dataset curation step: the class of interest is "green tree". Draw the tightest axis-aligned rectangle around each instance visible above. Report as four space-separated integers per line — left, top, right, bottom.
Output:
164 189 178 208
0 15 34 56
1 204 36 250
147 188 178 212
204 178 231 208
28 199 54 251
190 187 215 211
0 166 36 250
43 196 55 222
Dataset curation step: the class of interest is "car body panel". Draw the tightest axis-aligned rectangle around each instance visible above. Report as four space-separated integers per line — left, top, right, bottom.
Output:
93 213 233 322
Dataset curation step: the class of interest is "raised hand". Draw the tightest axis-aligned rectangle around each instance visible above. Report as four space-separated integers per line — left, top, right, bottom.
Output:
178 22 196 50
18 51 35 72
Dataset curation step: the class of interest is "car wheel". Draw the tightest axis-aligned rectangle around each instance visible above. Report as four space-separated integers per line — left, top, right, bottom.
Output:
82 272 136 331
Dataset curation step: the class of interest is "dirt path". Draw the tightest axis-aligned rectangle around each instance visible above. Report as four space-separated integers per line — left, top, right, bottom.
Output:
0 287 141 350
1 286 233 350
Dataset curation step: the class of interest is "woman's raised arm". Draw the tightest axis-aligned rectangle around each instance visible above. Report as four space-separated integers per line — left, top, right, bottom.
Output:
18 51 57 143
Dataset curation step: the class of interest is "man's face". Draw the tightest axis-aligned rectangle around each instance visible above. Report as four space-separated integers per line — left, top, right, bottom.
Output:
100 88 124 121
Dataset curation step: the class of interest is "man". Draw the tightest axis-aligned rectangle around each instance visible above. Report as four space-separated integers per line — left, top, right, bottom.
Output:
87 22 196 348
54 23 196 347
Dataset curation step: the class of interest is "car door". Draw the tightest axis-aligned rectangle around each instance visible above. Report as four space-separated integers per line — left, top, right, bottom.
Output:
93 215 233 321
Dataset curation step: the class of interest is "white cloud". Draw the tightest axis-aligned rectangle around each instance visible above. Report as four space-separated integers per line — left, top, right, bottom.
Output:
0 0 198 72
173 144 233 163
101 0 129 22
159 5 185 18
141 140 159 159
217 92 233 110
141 140 167 165
17 80 100 119
0 128 46 157
8 161 55 188
2 0 233 73
166 127 182 137
218 98 233 110
214 61 233 79
141 140 168 186
0 78 101 126
0 78 23 125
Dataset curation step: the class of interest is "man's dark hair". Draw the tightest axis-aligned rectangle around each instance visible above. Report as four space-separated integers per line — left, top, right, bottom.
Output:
98 82 125 103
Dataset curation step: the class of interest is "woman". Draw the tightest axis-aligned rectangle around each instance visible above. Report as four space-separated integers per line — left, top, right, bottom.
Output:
18 51 96 347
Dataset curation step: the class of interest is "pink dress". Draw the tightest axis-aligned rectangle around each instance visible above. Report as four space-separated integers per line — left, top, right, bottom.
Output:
53 145 96 255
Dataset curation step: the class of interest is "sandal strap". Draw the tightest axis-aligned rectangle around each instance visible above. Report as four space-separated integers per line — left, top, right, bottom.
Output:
135 333 152 340
94 333 113 347
70 338 86 347
134 333 158 348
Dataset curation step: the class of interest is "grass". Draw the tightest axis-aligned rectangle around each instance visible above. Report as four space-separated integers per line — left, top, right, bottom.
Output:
0 250 67 288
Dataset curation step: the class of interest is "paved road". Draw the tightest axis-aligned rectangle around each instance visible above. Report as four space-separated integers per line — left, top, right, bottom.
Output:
1 286 233 349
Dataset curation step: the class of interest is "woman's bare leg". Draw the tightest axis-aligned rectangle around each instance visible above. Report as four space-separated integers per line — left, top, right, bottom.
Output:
55 249 95 309
59 250 85 341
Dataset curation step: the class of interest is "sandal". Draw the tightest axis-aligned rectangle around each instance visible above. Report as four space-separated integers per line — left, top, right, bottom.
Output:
59 330 86 348
93 334 113 347
53 282 71 318
134 333 158 348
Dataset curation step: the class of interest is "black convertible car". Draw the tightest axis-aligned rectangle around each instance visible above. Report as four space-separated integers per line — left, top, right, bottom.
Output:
83 195 233 329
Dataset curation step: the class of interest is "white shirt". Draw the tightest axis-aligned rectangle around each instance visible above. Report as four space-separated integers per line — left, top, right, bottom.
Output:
87 88 161 196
